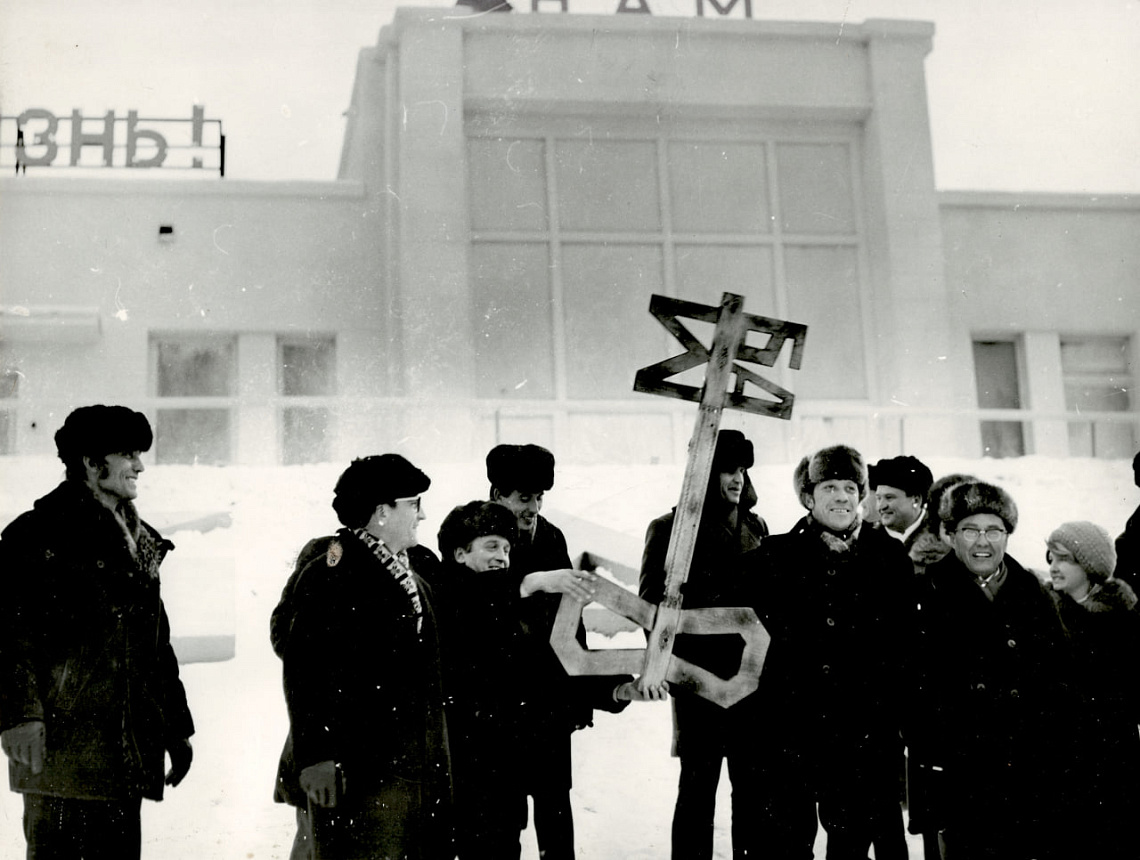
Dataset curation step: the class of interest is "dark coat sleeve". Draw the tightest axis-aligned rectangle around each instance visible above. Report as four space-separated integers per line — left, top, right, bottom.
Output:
270 536 333 659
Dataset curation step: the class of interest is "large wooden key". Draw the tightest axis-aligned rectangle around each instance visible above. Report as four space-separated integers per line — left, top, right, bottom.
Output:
549 292 807 707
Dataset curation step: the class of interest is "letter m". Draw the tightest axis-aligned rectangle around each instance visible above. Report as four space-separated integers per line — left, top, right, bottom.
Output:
696 0 751 17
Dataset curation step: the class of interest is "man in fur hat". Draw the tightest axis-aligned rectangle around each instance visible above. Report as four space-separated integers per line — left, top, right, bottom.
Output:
870 455 934 551
0 405 195 859
640 429 768 860
740 444 914 860
483 443 601 860
910 481 1076 860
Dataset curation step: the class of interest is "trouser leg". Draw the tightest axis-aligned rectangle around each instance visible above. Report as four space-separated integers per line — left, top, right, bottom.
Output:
23 793 142 860
531 788 575 860
671 752 723 860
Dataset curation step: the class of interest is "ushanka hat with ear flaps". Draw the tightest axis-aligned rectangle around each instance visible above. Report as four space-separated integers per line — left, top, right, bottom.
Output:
1047 521 1117 585
486 444 555 493
939 480 1018 534
793 444 867 507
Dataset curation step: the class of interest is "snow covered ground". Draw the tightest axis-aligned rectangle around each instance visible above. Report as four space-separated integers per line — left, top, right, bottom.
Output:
0 452 1136 859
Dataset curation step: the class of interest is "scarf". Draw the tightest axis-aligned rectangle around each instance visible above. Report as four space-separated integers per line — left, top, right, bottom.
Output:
813 517 862 554
352 528 424 635
976 561 1008 602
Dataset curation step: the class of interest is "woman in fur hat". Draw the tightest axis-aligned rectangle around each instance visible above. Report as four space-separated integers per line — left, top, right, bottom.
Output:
911 481 1077 860
740 444 914 860
1047 521 1140 860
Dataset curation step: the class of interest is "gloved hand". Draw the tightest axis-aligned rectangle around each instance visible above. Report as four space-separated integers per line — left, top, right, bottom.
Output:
1 720 45 774
300 760 341 808
166 738 193 787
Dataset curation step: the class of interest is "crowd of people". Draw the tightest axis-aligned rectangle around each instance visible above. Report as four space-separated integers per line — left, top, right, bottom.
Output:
1 403 1139 860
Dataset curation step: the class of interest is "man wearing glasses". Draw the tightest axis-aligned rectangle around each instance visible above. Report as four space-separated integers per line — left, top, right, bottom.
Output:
272 455 451 860
910 480 1076 860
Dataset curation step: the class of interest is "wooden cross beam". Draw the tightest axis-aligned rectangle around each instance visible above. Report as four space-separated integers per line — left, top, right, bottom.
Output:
550 292 807 707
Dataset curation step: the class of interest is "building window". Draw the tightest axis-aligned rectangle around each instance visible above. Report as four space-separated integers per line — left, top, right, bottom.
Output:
0 365 19 455
467 119 867 404
152 335 235 465
280 335 336 465
1062 336 1135 458
973 339 1026 457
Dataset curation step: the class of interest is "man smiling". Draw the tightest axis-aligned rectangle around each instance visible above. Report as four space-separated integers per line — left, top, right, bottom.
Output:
741 445 914 859
869 455 934 550
0 405 195 860
910 481 1075 859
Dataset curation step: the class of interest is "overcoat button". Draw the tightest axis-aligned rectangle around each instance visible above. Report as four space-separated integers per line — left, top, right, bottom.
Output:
96 560 105 569
826 618 836 627
1007 639 1016 648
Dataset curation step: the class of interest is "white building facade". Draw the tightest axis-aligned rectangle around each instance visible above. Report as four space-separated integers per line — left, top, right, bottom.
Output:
1 11 1136 466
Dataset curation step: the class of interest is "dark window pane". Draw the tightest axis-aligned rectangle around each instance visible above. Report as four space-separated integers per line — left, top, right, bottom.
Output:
156 409 231 465
973 340 1025 457
468 138 548 231
157 340 235 397
283 407 331 465
554 140 660 232
281 340 335 396
471 243 555 399
668 142 770 234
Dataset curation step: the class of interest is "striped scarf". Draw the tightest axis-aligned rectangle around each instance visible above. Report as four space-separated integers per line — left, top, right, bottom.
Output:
352 528 424 635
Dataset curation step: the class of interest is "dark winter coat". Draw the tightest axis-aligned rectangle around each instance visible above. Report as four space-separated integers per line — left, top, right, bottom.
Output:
490 513 629 794
0 481 194 801
430 560 538 847
1115 504 1140 593
1051 578 1140 857
639 499 768 757
740 516 914 786
276 529 451 819
270 535 440 660
912 551 1076 857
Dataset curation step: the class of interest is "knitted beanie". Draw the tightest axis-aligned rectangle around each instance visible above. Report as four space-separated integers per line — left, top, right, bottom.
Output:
1047 521 1117 585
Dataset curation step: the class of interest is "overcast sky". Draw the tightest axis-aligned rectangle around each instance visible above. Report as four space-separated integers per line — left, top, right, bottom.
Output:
1 0 1137 191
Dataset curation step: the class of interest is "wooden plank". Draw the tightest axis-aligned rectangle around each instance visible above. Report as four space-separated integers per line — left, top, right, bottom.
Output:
640 292 747 688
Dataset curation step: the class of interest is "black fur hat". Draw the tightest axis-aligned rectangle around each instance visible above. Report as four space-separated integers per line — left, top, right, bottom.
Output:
711 429 755 474
869 455 934 499
332 454 430 528
55 404 153 479
438 500 519 560
793 444 867 507
486 444 555 493
939 481 1018 534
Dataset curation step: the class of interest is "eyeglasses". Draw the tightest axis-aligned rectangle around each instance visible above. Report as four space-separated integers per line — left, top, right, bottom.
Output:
957 526 1007 542
394 496 422 511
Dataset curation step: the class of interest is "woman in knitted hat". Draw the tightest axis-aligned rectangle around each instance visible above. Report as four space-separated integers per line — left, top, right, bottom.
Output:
910 481 1076 860
1047 521 1140 859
